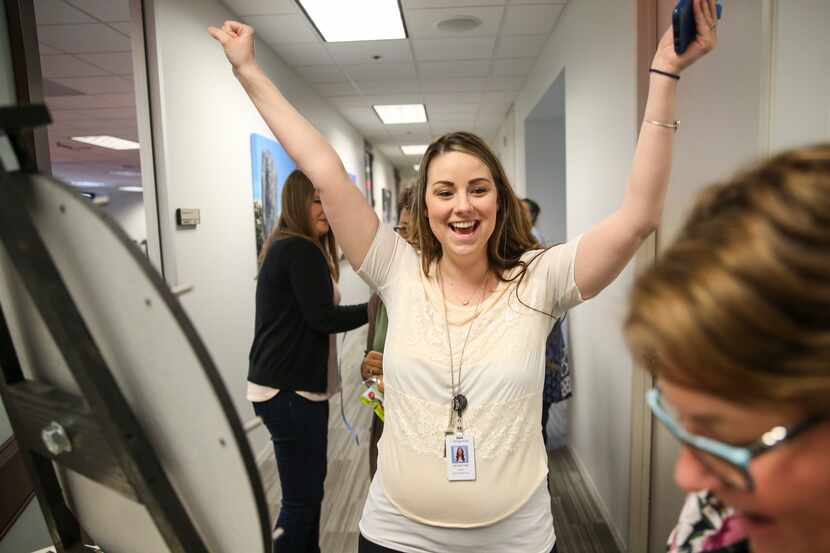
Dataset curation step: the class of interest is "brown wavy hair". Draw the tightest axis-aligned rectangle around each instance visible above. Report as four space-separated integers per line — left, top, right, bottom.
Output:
258 169 340 281
625 144 830 414
409 132 542 285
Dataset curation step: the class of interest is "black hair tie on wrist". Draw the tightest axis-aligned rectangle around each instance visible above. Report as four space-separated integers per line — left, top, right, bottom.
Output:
650 68 680 80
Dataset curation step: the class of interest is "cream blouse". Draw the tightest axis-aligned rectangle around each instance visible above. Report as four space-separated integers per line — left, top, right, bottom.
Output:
358 224 583 530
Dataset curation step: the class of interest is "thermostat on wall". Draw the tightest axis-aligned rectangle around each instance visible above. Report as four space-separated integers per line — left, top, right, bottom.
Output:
176 208 200 227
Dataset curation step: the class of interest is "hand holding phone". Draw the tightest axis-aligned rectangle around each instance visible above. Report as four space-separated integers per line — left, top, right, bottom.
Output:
673 0 722 55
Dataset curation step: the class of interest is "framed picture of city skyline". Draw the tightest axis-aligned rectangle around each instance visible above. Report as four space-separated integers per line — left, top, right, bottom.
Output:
250 133 296 256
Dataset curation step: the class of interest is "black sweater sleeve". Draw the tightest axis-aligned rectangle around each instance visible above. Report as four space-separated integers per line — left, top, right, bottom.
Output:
287 238 368 334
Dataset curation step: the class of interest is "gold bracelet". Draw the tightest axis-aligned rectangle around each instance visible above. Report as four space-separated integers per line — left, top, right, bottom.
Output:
645 119 679 132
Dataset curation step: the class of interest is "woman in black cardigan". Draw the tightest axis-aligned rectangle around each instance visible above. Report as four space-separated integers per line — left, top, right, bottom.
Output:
247 169 368 553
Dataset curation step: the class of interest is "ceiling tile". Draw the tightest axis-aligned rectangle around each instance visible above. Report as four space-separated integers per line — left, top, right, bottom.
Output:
34 0 95 24
274 42 333 66
77 52 133 75
502 4 563 35
340 107 384 127
243 14 320 44
223 0 297 16
315 81 360 97
39 43 62 54
491 58 535 77
352 80 422 95
404 6 504 39
418 59 490 79
412 37 495 61
342 63 417 81
402 0 505 7
422 92 482 105
425 101 479 115
364 94 425 106
41 54 109 78
419 78 484 93
329 96 369 109
45 92 134 110
51 107 136 121
108 21 132 36
295 64 347 84
508 0 567 4
485 77 526 92
38 23 131 53
68 0 131 22
52 75 134 94
327 40 412 65
494 35 547 58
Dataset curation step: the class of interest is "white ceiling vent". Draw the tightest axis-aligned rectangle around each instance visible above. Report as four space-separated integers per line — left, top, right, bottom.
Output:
435 16 482 33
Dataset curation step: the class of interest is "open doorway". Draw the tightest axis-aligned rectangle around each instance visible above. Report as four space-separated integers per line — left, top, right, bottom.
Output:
5 0 161 269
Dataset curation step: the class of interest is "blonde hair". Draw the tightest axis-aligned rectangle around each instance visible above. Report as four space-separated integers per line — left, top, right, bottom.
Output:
625 144 830 414
258 169 340 281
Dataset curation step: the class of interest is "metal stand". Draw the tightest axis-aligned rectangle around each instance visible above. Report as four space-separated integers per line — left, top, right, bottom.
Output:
0 105 209 553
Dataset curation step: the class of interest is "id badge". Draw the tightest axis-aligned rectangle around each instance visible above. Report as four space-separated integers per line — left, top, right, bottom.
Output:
445 435 476 481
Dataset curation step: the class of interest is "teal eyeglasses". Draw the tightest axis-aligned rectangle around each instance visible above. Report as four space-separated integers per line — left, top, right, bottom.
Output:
646 387 820 491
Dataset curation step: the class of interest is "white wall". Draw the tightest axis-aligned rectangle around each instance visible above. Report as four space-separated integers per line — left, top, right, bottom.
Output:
511 0 639 546
146 0 390 455
493 107 516 188
525 117 566 244
101 189 147 245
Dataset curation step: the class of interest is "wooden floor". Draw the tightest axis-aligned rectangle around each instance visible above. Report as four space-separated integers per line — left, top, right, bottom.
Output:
259 328 621 553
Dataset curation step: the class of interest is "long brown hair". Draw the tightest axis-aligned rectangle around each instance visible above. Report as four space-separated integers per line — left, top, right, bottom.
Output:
408 132 541 283
258 169 340 281
625 144 830 413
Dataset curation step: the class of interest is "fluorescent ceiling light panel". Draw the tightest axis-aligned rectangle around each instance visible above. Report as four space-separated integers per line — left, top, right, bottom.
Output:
70 180 109 188
297 0 406 42
401 145 428 156
413 164 420 171
119 186 144 192
71 135 140 150
374 104 427 125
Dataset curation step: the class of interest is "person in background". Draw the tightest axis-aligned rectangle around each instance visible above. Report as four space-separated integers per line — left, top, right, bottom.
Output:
247 169 368 553
625 144 830 553
523 198 545 245
520 198 572 448
361 185 415 478
209 2 717 549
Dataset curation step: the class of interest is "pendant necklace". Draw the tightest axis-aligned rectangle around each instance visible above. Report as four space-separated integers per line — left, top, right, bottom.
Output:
438 264 489 456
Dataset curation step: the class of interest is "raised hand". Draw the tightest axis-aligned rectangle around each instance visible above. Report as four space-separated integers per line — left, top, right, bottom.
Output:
208 20 256 71
653 0 718 74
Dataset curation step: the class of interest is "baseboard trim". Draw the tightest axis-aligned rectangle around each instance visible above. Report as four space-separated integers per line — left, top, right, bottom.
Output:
568 446 627 553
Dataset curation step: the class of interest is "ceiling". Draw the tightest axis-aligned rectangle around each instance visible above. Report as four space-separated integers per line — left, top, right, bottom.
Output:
224 0 567 168
32 0 567 182
34 0 141 189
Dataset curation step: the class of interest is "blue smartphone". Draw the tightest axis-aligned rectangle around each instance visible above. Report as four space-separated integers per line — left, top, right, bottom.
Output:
673 0 722 54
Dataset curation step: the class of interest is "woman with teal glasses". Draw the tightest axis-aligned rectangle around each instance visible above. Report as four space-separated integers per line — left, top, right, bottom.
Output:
625 144 830 553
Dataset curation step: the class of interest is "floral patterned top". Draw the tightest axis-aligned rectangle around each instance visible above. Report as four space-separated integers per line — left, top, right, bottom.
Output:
668 491 750 553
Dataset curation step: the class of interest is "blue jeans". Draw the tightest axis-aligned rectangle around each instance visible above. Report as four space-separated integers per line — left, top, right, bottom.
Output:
254 391 329 553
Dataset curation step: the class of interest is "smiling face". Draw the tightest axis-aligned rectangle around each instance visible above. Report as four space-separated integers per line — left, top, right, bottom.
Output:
308 190 330 239
424 150 499 265
661 379 830 553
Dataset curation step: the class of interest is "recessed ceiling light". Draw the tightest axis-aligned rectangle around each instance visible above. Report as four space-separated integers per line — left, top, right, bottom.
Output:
297 0 407 42
71 135 140 150
119 186 144 193
70 180 109 188
374 104 427 125
436 16 482 33
401 145 428 156
108 169 141 177
413 164 420 171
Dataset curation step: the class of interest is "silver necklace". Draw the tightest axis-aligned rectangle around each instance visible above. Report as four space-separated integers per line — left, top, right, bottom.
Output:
438 265 489 448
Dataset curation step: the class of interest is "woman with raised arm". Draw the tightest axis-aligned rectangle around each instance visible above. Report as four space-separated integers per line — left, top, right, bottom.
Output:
210 1 717 551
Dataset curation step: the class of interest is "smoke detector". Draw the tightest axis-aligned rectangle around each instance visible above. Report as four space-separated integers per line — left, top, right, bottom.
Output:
435 16 482 33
